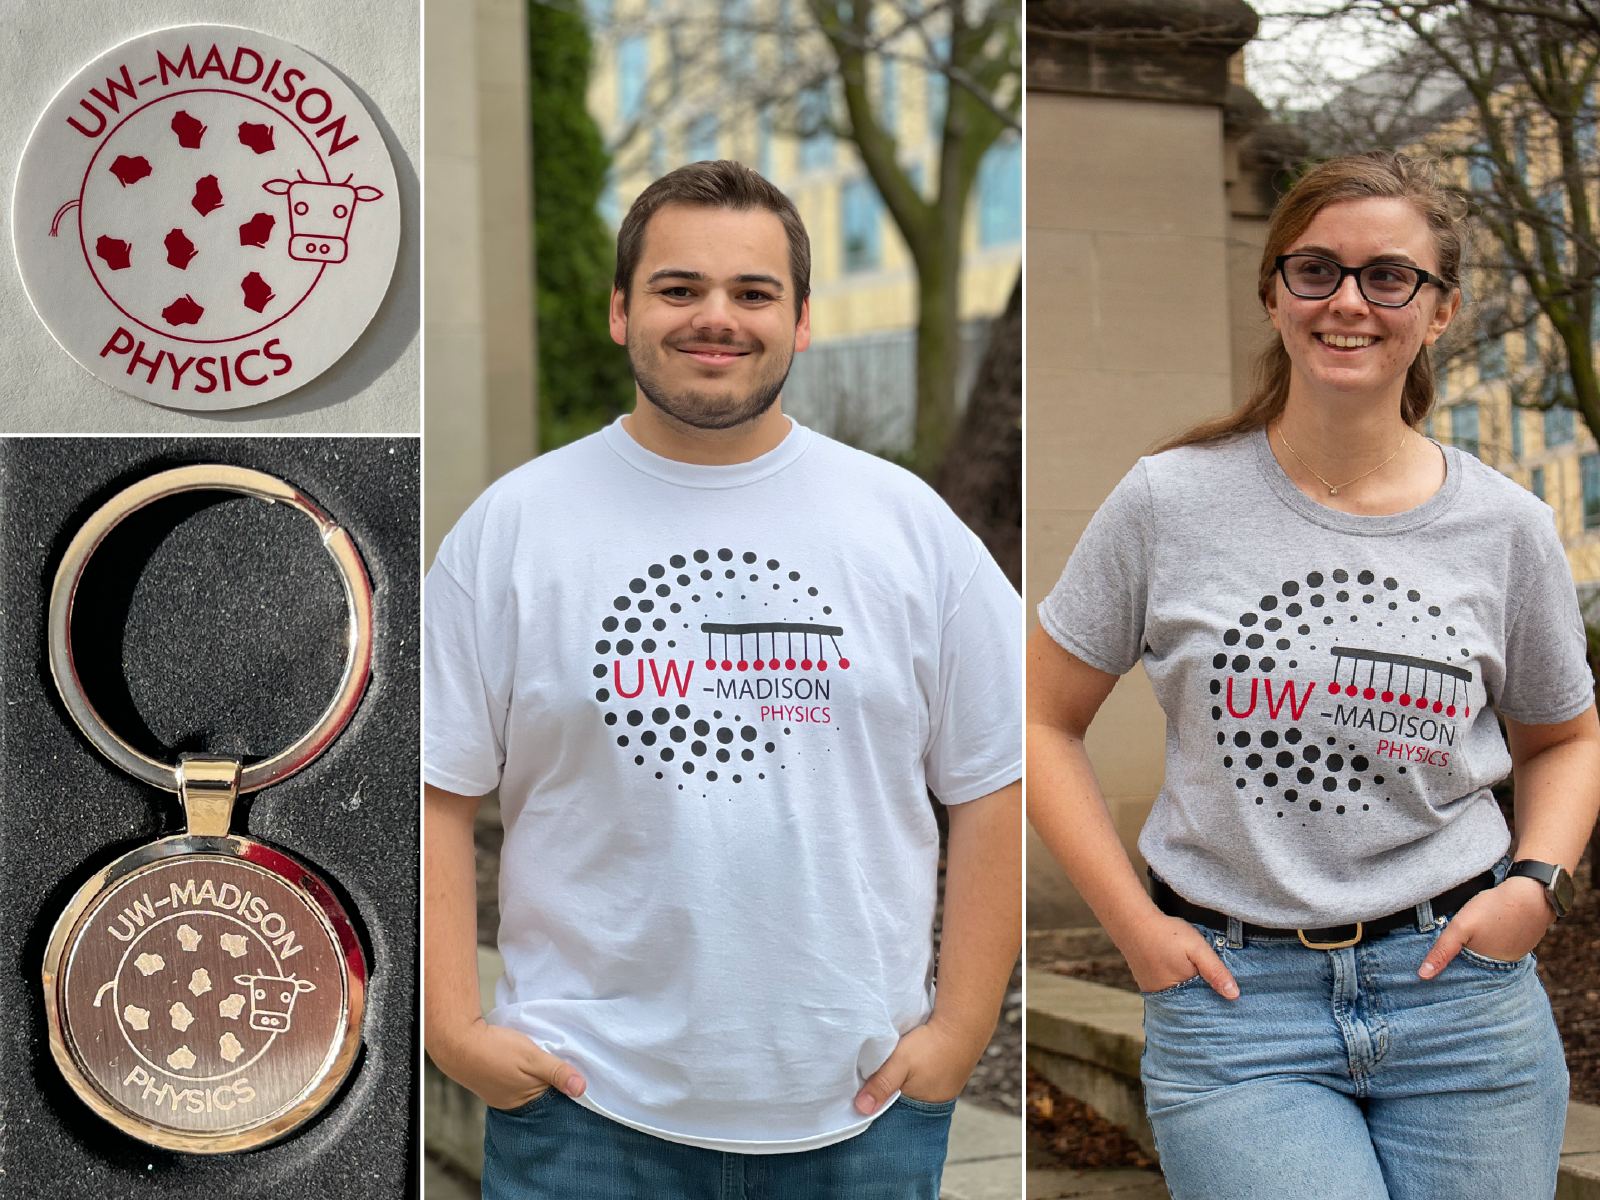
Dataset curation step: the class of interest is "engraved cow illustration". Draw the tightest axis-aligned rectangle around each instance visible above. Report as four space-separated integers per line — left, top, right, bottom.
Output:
262 173 384 264
235 972 317 1032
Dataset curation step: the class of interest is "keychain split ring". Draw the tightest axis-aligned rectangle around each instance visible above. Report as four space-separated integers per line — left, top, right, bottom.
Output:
47 464 374 793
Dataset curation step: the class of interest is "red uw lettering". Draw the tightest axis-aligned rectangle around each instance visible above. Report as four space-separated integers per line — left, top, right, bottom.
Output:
648 659 693 697
1225 676 1257 719
1264 678 1316 722
613 660 645 699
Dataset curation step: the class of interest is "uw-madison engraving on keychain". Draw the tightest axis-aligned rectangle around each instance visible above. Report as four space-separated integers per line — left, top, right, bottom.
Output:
41 465 372 1153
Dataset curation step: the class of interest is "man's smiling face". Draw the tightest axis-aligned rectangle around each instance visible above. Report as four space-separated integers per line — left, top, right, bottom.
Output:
610 203 811 431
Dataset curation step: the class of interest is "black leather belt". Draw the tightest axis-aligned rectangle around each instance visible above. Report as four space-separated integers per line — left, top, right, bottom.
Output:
1149 870 1498 950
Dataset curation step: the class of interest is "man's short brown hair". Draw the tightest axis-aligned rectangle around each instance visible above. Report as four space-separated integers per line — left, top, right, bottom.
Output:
614 160 811 318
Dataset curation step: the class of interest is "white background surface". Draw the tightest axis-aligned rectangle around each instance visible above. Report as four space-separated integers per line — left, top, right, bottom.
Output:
0 1 419 432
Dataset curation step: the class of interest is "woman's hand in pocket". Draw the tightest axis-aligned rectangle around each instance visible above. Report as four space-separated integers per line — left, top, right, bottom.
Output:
1120 911 1239 998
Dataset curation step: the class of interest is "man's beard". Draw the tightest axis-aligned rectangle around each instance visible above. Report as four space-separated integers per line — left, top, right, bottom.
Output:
627 329 795 431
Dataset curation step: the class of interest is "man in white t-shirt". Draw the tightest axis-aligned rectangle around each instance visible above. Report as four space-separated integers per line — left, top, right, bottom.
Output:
424 160 1021 1198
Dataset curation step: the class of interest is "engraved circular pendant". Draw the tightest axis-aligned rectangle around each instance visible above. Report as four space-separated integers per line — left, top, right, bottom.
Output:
44 834 364 1152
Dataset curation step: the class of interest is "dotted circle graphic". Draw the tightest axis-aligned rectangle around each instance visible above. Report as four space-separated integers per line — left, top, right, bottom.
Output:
595 550 847 789
1209 569 1474 820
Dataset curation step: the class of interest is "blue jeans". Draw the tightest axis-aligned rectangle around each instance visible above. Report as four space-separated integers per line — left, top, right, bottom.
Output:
1141 912 1568 1200
482 1090 956 1199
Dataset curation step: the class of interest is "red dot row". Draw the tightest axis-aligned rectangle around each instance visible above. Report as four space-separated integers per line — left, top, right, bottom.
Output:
704 658 851 671
1329 682 1466 717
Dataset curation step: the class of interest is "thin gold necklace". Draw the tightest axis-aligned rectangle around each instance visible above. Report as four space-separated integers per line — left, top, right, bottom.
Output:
1277 426 1410 496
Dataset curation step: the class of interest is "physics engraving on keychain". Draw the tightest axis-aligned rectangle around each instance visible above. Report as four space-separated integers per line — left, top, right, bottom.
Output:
13 27 400 410
42 466 372 1152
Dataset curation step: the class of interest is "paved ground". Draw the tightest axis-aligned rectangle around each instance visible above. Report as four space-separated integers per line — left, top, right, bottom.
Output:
425 1153 478 1200
424 1100 1022 1197
1025 1169 1168 1199
940 1099 1023 1199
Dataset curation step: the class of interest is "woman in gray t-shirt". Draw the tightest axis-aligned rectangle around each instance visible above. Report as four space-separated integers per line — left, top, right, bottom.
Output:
1029 151 1599 1199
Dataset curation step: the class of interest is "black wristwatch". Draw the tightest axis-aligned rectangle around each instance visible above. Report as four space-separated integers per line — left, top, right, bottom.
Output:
1503 860 1576 919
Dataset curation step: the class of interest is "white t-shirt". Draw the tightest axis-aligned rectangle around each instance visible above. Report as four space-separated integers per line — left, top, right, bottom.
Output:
424 417 1021 1152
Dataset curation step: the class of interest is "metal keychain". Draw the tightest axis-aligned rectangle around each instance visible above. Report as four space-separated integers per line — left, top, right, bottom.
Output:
40 465 372 1154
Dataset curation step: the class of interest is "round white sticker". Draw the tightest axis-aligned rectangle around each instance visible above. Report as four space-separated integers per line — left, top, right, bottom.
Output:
13 26 400 410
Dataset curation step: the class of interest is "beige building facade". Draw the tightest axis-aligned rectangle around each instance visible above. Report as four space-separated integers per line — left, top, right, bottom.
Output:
1025 0 1298 928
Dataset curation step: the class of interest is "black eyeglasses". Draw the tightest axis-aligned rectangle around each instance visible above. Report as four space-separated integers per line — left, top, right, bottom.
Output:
1275 254 1447 308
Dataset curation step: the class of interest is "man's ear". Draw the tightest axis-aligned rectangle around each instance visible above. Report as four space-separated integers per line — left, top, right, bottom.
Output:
794 297 811 353
609 287 628 346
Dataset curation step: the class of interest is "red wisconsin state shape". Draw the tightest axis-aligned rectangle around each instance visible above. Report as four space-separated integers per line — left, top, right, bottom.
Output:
165 228 198 269
109 156 151 186
237 123 275 154
191 175 223 216
95 236 132 270
241 272 275 313
162 295 204 326
238 213 275 248
171 110 206 149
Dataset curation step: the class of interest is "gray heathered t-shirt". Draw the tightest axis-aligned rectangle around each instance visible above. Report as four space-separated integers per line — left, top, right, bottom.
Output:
1040 428 1594 928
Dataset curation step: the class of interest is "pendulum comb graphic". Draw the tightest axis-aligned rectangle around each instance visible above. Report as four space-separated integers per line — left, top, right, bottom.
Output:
700 622 849 671
1328 646 1472 717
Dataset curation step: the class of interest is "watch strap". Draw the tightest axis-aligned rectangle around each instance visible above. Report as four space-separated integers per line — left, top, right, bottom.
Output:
1505 859 1573 919
1504 860 1557 887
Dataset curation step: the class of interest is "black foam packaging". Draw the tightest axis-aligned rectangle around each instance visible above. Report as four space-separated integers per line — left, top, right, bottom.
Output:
0 438 418 1196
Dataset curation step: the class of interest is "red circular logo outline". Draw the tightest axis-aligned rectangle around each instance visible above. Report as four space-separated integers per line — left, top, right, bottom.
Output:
79 88 330 346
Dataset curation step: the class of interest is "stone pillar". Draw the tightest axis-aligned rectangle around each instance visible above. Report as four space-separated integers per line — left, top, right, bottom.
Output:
425 0 538 565
1025 0 1261 929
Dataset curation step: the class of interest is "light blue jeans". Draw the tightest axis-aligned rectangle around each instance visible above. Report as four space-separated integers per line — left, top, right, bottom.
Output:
482 1090 956 1199
1141 905 1568 1199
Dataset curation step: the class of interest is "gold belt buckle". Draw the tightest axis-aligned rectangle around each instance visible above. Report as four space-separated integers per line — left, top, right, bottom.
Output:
1297 923 1362 950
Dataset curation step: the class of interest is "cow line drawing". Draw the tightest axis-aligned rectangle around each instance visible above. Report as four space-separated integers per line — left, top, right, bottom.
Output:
262 171 383 264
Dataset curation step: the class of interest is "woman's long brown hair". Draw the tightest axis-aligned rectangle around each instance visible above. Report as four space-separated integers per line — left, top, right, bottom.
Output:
1155 151 1466 453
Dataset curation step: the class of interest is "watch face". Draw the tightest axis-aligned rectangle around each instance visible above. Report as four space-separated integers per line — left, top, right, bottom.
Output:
44 838 365 1152
1552 865 1576 918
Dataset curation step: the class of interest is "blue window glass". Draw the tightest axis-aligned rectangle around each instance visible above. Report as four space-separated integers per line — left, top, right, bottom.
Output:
1424 415 1436 440
1468 144 1494 192
1546 404 1576 447
798 85 833 171
841 177 881 272
880 56 897 136
651 129 666 176
1451 403 1480 458
617 36 648 124
977 136 1021 246
1511 406 1523 458
598 174 620 228
1531 465 1546 500
758 106 772 178
928 36 950 134
585 0 612 26
687 114 718 163
1480 334 1505 380
722 0 752 74
1583 83 1597 165
1540 191 1566 266
1585 454 1600 528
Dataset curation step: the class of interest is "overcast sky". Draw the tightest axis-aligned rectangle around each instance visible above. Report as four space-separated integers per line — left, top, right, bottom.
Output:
1245 1 1406 111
